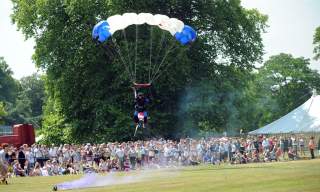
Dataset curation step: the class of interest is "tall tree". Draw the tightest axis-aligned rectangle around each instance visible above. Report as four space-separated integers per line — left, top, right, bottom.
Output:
11 0 267 142
0 102 7 125
18 74 45 127
2 73 45 126
242 53 320 131
313 26 320 60
0 57 19 104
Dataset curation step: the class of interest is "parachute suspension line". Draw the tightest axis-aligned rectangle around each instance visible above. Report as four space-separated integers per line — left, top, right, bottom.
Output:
148 26 153 83
151 46 179 83
122 29 134 80
134 25 138 82
101 44 117 58
148 26 154 83
151 47 179 83
149 30 167 81
111 37 135 82
150 44 179 83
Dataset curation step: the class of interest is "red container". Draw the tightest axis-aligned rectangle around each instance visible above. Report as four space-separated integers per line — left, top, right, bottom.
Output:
0 124 35 147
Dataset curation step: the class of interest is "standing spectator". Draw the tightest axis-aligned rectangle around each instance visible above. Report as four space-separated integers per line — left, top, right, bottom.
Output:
253 138 259 153
298 137 305 157
308 136 315 159
262 137 269 152
49 144 58 160
288 136 293 149
18 146 26 169
283 137 289 159
318 137 320 156
8 146 17 164
27 146 35 169
291 136 298 156
34 145 44 166
135 144 142 169
116 145 125 170
129 145 137 169
0 144 9 183
62 144 71 163
218 142 225 162
279 137 284 158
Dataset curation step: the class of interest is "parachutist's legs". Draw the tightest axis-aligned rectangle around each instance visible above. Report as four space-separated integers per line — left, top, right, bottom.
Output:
133 111 139 123
143 111 148 124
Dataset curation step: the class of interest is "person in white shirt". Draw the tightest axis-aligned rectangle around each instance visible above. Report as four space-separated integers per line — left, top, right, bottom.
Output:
0 144 9 184
116 146 125 170
33 145 43 166
49 145 58 159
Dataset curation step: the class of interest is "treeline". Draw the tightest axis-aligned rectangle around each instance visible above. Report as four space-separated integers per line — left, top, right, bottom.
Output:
1 0 319 143
0 57 45 128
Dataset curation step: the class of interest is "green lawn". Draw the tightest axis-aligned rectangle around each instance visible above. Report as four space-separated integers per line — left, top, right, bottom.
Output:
3 159 320 192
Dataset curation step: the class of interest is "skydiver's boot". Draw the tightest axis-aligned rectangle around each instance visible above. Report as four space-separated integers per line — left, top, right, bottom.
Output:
53 185 58 191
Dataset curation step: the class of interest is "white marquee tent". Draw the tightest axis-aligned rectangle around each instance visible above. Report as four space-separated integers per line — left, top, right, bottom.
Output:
249 93 320 134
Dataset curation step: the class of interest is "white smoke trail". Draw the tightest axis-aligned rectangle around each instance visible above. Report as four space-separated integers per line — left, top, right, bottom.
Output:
55 167 181 191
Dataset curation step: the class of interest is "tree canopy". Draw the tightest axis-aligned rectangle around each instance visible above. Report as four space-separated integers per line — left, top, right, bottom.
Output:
0 57 18 104
0 56 45 126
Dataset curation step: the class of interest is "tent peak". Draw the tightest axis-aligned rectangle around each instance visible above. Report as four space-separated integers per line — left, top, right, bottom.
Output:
312 89 317 96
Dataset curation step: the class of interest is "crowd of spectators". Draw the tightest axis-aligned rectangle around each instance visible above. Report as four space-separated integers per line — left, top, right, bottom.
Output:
0 135 319 178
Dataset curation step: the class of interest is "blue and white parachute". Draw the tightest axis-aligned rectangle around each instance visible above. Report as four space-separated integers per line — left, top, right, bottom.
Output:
92 13 196 45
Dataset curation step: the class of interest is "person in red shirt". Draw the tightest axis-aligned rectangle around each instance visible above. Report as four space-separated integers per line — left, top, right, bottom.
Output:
308 136 316 159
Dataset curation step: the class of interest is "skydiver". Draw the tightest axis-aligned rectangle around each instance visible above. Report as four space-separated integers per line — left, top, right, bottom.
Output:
132 83 151 128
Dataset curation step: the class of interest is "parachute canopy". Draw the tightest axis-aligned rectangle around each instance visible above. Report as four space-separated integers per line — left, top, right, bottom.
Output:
92 13 197 45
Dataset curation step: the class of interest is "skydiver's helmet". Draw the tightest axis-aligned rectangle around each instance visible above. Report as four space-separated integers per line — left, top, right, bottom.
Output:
137 92 144 98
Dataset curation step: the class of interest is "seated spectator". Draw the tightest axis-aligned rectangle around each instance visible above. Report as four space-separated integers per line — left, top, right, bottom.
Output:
189 154 200 166
275 147 282 161
30 162 41 176
240 153 248 164
252 149 259 162
270 149 277 162
83 163 95 174
263 149 271 162
99 159 108 173
51 161 60 175
23 160 30 176
288 148 297 160
13 160 25 177
40 165 50 176
66 163 76 174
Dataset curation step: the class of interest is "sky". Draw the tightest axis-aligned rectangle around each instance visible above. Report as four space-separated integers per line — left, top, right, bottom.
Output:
241 0 320 70
0 0 319 79
0 1 36 79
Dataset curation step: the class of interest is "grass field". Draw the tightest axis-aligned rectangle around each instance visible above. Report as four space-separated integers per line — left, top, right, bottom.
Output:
2 159 320 192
